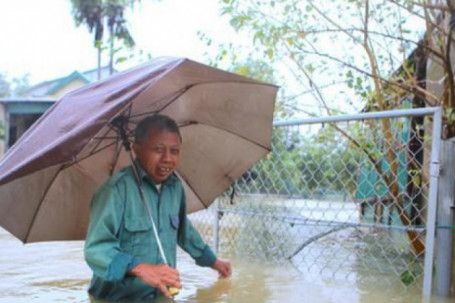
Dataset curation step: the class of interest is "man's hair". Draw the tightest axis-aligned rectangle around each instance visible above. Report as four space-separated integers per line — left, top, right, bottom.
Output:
134 115 182 145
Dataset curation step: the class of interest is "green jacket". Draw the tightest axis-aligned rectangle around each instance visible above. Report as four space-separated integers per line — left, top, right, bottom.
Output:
84 162 216 300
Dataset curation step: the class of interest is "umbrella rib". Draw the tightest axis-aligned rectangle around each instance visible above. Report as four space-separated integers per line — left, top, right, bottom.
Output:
23 166 63 243
84 104 134 158
75 106 134 167
107 105 139 176
153 86 191 113
69 141 118 166
87 128 117 158
108 130 127 177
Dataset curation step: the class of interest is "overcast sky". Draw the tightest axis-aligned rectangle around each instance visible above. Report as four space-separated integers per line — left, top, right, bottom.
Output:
0 0 236 84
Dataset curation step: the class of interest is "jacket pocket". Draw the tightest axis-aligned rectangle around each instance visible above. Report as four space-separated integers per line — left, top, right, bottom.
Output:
170 215 180 230
125 216 152 232
123 216 153 256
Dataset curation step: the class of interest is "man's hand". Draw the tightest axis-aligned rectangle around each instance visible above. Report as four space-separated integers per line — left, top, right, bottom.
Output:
212 259 232 278
129 263 181 298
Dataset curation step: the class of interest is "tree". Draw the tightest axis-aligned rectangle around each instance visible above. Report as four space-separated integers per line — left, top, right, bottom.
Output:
0 74 11 98
0 72 30 142
0 72 30 98
214 0 455 255
238 125 363 197
69 0 139 78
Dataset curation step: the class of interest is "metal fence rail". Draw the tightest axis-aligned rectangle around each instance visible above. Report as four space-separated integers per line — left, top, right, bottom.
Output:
189 107 444 296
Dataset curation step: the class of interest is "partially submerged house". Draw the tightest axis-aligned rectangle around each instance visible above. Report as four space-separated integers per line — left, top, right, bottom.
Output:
355 44 427 228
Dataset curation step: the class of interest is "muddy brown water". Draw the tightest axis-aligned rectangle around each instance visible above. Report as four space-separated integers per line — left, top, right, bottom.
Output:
0 228 453 303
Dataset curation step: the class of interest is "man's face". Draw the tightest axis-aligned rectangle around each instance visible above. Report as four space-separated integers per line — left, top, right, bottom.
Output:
133 129 181 184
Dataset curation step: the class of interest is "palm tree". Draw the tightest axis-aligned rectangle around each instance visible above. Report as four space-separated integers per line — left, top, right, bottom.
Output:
104 2 135 74
69 0 138 79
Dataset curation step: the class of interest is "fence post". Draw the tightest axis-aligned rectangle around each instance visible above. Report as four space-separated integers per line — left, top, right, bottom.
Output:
213 198 220 254
423 107 443 296
435 139 455 296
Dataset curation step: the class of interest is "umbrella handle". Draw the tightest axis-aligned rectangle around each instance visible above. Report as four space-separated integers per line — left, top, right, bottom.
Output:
139 185 180 297
126 147 169 265
139 186 169 265
114 130 169 266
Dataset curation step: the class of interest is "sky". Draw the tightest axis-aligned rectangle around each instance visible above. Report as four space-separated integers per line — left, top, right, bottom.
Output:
0 0 237 84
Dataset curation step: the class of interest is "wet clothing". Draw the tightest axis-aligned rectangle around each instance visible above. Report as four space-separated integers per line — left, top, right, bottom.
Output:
84 162 216 300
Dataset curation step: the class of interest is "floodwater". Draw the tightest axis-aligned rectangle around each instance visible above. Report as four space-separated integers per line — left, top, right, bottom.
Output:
0 227 453 303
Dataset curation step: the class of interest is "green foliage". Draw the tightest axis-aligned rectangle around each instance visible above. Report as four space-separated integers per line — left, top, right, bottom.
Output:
115 47 153 66
400 269 416 286
69 0 141 73
0 72 30 98
237 123 363 197
201 51 292 118
0 74 10 98
216 0 430 115
70 0 139 44
70 0 105 45
0 72 28 141
230 59 275 83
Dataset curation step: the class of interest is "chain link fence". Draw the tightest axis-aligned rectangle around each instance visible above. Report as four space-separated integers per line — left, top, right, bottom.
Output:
188 107 444 295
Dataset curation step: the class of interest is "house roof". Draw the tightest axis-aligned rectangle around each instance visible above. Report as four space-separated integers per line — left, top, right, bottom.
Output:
80 66 112 82
25 66 112 97
0 97 56 114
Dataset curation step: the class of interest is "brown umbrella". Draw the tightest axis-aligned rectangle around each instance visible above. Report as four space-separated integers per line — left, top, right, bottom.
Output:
0 57 277 243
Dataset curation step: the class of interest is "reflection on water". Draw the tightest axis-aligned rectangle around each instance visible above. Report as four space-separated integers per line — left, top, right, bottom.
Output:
0 227 453 303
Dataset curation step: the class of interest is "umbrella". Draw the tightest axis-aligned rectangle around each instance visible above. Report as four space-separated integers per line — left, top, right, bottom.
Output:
0 57 277 243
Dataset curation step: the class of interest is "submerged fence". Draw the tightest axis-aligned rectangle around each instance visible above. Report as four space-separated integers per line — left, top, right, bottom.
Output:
189 107 450 296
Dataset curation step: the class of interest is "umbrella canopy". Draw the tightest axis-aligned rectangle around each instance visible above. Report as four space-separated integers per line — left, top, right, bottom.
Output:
0 57 277 243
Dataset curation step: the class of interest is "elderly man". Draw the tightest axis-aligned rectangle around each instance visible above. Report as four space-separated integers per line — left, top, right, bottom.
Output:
84 114 231 301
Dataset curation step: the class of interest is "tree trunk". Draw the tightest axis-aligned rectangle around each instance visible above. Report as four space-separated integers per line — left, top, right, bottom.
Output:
97 46 102 80
109 25 114 75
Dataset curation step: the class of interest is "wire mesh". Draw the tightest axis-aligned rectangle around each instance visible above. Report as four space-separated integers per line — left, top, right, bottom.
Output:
189 110 437 292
